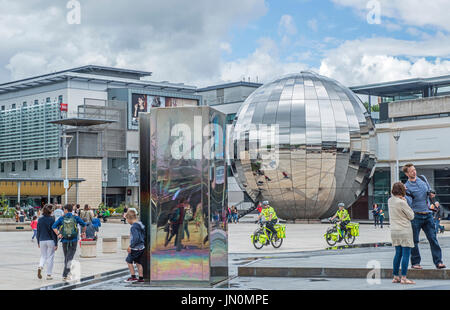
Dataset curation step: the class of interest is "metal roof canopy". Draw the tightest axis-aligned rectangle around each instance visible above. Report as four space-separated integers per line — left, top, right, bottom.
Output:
350 74 450 96
0 178 84 182
48 118 117 127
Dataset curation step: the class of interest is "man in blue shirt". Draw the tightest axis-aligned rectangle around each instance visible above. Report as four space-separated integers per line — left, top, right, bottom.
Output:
52 204 87 281
403 163 445 270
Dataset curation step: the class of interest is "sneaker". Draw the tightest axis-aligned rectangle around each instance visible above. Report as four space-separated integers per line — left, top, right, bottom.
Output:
124 277 138 283
135 278 145 283
37 267 42 279
46 275 53 280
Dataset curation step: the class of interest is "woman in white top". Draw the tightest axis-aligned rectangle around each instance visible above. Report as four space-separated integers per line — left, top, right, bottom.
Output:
388 182 415 285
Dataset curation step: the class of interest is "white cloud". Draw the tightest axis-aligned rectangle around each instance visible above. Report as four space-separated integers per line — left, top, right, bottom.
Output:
307 19 318 32
278 14 297 36
219 38 308 84
319 35 450 86
0 0 267 84
332 0 450 31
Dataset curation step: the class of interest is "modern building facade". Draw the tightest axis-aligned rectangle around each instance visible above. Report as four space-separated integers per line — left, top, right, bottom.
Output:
196 81 262 211
0 65 201 208
351 75 450 219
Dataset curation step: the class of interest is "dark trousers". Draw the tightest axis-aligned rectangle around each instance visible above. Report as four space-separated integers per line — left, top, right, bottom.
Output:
379 217 384 228
411 213 443 267
374 215 379 227
265 219 278 238
62 241 78 277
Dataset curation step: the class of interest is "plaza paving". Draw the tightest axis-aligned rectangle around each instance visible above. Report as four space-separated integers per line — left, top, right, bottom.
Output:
1 218 448 290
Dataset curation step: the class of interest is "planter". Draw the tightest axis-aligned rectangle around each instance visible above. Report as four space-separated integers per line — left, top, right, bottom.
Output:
0 218 15 223
102 237 118 253
121 235 130 250
80 240 97 258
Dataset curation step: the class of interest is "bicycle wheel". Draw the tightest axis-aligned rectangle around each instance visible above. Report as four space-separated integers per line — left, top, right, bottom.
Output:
252 232 265 249
325 228 337 246
271 234 283 248
344 231 355 245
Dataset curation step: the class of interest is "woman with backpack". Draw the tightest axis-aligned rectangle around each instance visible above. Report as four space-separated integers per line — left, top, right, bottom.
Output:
36 205 58 280
183 203 193 241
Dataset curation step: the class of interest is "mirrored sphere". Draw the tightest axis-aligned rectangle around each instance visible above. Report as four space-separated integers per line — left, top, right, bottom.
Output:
231 72 377 220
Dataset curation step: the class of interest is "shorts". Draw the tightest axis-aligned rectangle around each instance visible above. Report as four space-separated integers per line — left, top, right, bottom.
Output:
126 249 145 265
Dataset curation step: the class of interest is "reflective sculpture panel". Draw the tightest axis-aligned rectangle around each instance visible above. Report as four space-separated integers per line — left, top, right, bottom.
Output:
140 107 228 284
231 72 377 220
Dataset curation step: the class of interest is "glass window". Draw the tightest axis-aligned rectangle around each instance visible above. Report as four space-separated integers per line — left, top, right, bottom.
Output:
112 159 118 169
58 158 62 169
34 100 39 105
46 160 50 169
23 102 27 107
11 162 15 172
435 169 450 213
373 170 391 218
1 106 4 111
1 163 4 173
22 162 26 171
34 161 38 171
58 95 63 104
12 104 16 109
46 97 51 103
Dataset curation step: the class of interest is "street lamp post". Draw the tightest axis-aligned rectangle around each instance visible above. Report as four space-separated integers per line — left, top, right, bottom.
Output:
393 128 401 183
62 134 73 205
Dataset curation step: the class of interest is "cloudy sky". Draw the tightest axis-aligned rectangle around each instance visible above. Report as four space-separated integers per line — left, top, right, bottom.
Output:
1 0 449 87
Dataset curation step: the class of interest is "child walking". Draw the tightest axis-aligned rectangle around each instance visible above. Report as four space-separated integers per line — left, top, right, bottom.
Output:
31 216 38 242
124 209 145 283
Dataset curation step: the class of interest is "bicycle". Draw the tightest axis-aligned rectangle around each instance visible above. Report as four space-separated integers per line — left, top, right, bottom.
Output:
324 218 359 246
251 221 286 249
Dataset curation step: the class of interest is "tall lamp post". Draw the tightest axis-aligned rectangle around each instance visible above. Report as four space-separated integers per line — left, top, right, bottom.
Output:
393 128 401 183
62 134 73 205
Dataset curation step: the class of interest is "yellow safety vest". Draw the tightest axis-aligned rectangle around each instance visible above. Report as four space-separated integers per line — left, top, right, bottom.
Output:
262 206 278 220
335 209 350 221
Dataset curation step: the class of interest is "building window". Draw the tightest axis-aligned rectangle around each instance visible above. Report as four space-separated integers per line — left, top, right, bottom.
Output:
12 104 16 109
22 162 26 171
46 97 51 103
34 161 38 171
58 95 63 104
1 163 4 173
112 159 118 169
1 106 4 111
58 158 62 169
46 160 50 170
23 101 27 107
11 162 15 172
34 99 39 105
435 169 450 214
372 170 391 218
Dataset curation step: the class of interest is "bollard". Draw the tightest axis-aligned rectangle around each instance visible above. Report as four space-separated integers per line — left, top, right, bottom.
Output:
80 240 97 258
102 237 118 253
121 235 130 250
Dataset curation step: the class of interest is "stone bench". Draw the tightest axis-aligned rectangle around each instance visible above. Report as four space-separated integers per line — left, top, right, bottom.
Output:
440 220 450 231
102 237 118 253
0 222 32 232
80 240 97 258
121 235 130 250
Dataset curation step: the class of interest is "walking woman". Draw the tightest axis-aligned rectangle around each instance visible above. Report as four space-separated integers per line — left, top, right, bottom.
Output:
36 204 58 280
372 204 379 228
388 182 415 285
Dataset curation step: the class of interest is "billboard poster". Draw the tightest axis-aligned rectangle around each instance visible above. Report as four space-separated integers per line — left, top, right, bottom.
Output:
130 94 198 129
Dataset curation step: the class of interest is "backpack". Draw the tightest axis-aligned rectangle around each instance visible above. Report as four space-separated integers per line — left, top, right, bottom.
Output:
61 216 78 240
184 209 193 221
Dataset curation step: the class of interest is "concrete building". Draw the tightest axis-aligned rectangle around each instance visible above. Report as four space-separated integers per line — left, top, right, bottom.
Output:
0 65 201 208
351 75 450 219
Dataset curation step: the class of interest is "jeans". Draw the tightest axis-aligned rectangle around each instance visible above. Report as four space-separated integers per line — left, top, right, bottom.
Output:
393 246 411 277
39 240 56 276
435 219 441 233
32 230 37 240
374 215 379 227
62 241 78 278
411 213 443 267
379 217 384 228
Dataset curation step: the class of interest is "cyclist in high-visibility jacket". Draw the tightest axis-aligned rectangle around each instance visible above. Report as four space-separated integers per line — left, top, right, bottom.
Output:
330 202 351 240
256 201 278 240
